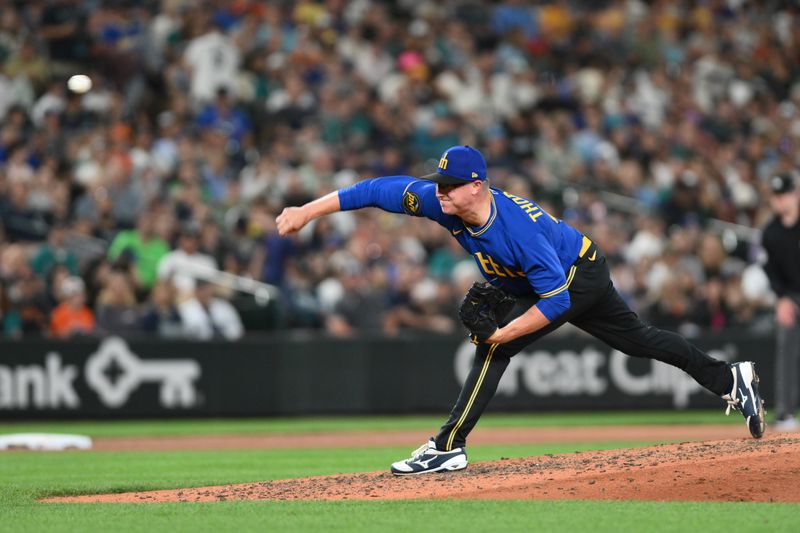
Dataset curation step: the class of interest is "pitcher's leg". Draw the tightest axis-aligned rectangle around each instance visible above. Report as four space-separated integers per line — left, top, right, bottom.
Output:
572 287 732 396
434 342 509 451
433 296 576 451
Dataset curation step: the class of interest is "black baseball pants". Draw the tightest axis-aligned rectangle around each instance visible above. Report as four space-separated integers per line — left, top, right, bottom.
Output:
435 244 734 451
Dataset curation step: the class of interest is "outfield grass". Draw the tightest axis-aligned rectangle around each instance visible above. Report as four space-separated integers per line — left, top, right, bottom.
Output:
2 413 798 532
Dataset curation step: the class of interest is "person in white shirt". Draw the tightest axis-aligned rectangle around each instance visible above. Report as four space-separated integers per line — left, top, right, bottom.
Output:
178 279 243 340
157 227 218 299
183 16 240 105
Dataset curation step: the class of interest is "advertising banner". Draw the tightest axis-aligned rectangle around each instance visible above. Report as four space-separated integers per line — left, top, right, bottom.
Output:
0 333 775 418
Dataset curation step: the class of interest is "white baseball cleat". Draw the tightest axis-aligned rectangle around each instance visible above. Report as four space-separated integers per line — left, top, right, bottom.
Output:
390 438 468 475
722 361 766 439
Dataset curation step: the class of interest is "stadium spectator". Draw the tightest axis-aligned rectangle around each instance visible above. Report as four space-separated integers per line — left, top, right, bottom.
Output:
383 277 457 336
178 279 243 340
761 172 800 432
139 279 183 338
182 12 241 106
94 269 141 336
38 0 91 70
0 0 797 340
321 256 387 337
196 87 253 150
157 225 218 300
107 212 170 293
2 246 49 338
0 181 50 242
31 221 79 279
49 275 94 338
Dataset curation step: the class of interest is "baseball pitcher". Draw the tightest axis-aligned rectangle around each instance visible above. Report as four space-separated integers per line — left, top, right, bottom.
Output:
276 145 766 475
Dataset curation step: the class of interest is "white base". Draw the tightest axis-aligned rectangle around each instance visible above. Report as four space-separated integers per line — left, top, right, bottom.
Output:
0 433 92 451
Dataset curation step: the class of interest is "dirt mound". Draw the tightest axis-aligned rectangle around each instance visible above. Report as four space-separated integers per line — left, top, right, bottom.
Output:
45 434 800 504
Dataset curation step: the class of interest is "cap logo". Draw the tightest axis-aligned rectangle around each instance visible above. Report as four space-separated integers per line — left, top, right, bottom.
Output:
420 145 487 184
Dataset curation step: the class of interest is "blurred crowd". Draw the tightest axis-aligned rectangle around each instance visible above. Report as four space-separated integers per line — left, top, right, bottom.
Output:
0 0 798 341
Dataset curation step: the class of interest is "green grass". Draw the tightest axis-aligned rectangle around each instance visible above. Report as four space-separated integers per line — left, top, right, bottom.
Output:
0 410 740 438
8 501 800 533
2 413 797 532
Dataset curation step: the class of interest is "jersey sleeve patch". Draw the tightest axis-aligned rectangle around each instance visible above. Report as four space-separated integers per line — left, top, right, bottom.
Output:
402 191 421 215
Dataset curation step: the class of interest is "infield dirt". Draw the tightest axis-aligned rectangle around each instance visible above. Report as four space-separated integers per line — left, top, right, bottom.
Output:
43 428 800 504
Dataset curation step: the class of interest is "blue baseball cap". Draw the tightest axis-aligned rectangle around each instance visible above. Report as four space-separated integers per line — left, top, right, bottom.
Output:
420 145 487 185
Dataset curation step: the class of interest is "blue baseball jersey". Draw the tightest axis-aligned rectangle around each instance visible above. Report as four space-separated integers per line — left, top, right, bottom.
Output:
338 176 584 321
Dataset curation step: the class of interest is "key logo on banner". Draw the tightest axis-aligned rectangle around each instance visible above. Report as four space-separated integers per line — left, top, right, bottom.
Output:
85 337 201 408
0 337 202 410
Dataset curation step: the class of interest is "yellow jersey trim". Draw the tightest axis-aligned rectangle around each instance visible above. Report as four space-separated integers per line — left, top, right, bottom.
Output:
539 265 576 298
465 194 497 237
578 235 592 258
446 343 499 451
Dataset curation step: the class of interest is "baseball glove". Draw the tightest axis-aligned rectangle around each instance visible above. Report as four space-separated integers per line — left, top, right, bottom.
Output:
458 282 516 344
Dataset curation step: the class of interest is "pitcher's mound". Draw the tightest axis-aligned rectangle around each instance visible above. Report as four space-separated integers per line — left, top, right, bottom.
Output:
45 434 800 504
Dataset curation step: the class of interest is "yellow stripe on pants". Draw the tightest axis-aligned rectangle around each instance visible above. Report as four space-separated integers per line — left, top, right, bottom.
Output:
446 343 499 451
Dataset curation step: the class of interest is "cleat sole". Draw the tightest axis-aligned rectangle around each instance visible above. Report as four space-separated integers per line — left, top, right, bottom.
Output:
748 366 766 439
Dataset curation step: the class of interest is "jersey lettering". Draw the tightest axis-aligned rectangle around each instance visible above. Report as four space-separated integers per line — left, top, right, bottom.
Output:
503 192 558 223
475 252 525 278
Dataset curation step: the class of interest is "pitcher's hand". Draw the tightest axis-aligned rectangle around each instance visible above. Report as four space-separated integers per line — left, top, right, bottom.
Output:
276 206 308 236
